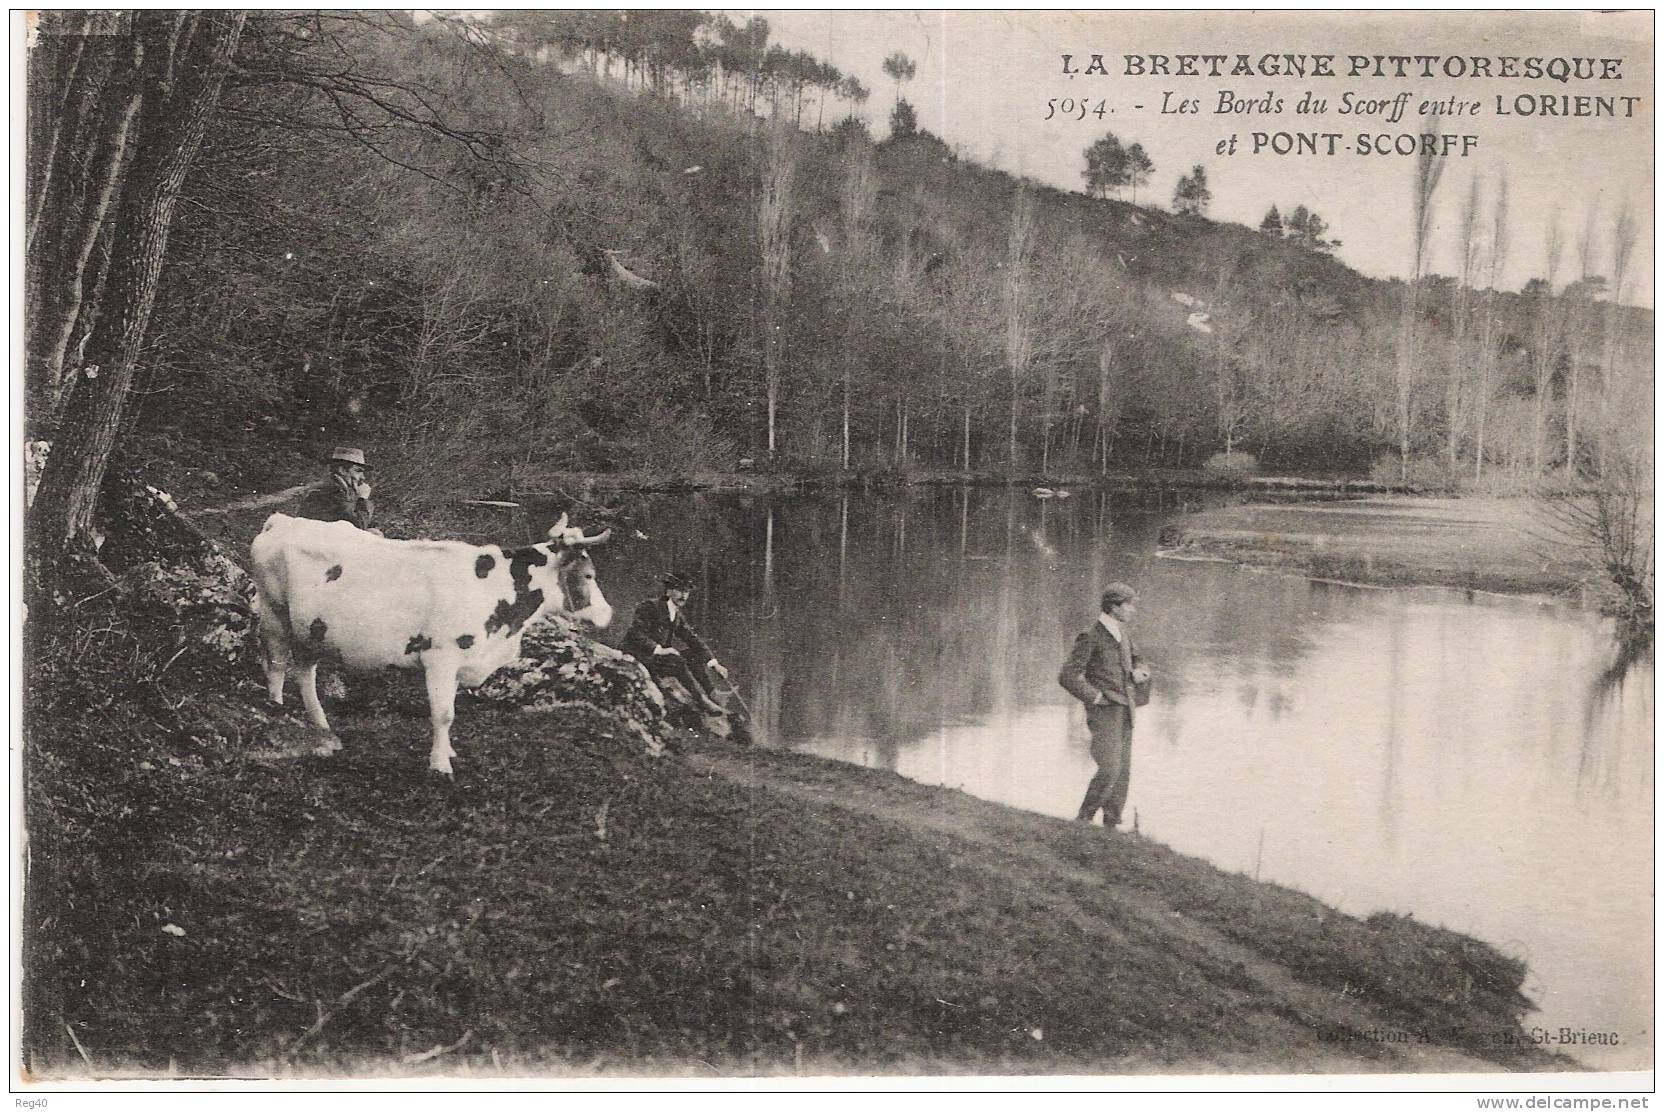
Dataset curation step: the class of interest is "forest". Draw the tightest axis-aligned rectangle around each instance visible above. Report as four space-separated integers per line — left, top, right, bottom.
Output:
24 11 1654 571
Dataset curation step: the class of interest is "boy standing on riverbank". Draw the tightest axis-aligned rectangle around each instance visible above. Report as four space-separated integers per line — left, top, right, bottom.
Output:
1059 582 1151 830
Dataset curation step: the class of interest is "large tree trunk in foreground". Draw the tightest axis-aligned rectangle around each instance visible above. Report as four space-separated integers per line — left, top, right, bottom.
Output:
29 11 246 568
26 13 145 413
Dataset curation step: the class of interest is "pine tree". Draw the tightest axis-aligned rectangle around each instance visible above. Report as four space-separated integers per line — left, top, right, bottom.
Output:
1172 164 1211 215
1124 142 1154 203
889 98 917 139
1081 133 1125 199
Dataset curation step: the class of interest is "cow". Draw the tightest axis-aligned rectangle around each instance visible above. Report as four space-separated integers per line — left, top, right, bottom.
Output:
250 511 613 776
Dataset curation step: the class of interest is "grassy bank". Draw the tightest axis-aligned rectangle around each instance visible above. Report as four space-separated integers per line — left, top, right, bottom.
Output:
24 470 1578 1078
1166 496 1590 597
26 668 1569 1077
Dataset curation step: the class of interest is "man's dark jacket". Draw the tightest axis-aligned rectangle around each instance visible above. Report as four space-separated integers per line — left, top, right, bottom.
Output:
623 596 713 668
293 479 374 531
1058 620 1146 715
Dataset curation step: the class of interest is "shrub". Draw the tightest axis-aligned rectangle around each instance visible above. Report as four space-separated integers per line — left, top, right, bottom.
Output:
601 403 740 475
1368 455 1454 490
1202 450 1258 476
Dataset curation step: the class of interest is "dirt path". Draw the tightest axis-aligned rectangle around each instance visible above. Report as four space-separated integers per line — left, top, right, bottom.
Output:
692 747 1515 1074
186 481 319 516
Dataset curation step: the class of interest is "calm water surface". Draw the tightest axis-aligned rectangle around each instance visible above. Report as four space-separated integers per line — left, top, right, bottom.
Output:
522 487 1652 1070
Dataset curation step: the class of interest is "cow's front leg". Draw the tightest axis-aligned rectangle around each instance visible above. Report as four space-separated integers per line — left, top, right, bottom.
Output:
296 661 341 755
422 655 460 777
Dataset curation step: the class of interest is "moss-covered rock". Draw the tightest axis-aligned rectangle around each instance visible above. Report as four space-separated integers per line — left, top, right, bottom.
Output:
475 618 670 756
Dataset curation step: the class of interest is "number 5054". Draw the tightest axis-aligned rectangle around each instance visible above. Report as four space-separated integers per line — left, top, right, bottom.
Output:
1044 97 1107 121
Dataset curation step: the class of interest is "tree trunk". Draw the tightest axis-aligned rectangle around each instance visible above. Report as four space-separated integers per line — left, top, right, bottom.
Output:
756 119 795 463
1397 292 1415 483
1008 375 1020 468
1446 290 1468 477
766 373 778 458
1563 291 1590 479
1474 292 1495 483
841 374 850 470
59 219 119 414
29 25 146 413
29 11 246 565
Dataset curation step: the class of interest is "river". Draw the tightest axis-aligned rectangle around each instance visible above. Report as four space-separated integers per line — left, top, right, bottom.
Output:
521 486 1652 1071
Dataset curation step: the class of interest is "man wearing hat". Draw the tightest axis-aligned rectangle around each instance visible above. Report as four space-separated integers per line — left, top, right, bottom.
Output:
294 447 376 531
623 573 729 716
1059 582 1152 829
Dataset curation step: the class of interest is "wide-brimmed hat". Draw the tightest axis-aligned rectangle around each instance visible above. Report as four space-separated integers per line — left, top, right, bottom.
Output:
329 446 369 468
1101 582 1138 609
663 572 695 592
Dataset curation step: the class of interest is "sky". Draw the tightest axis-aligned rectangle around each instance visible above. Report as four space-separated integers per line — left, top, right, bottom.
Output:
744 10 1654 307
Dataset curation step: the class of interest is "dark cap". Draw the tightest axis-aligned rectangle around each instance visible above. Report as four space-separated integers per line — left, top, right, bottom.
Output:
663 572 695 592
1101 582 1137 609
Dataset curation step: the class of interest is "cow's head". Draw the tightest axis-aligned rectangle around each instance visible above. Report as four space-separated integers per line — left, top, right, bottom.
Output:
547 512 614 628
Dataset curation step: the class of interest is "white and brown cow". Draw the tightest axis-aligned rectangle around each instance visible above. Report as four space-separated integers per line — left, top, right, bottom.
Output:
250 511 612 775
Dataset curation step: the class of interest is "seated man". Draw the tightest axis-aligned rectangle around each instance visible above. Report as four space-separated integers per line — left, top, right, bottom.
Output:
623 572 728 716
294 446 376 531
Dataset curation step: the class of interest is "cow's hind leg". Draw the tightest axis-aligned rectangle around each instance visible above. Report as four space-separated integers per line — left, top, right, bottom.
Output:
296 661 342 756
254 590 290 705
263 653 288 705
422 657 461 777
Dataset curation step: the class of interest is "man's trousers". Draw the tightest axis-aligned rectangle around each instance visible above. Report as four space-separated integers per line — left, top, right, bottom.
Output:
1077 702 1133 825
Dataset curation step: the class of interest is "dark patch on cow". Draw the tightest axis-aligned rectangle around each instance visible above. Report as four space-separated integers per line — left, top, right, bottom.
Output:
456 634 475 649
475 554 495 579
309 617 328 643
325 564 343 582
505 544 548 585
485 590 545 638
484 545 552 637
405 633 434 655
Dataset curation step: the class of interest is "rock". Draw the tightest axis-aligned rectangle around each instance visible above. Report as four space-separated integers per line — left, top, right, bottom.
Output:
478 617 669 756
25 440 50 508
82 469 260 670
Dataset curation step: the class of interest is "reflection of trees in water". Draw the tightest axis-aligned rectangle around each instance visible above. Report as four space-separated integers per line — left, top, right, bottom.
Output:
773 490 1173 751
1377 608 1406 843
1154 705 1186 749
1578 638 1654 796
1266 687 1293 721
636 489 1362 761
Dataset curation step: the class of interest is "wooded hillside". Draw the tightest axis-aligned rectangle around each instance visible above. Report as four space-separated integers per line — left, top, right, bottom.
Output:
25 12 1653 537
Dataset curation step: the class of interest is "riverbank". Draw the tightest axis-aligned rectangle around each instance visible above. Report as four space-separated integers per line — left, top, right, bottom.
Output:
25 474 1583 1078
26 672 1571 1077
1165 496 1591 598
145 426 1418 523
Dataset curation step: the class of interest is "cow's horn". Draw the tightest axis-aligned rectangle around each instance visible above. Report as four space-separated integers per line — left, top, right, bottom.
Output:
546 512 570 541
580 527 613 546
